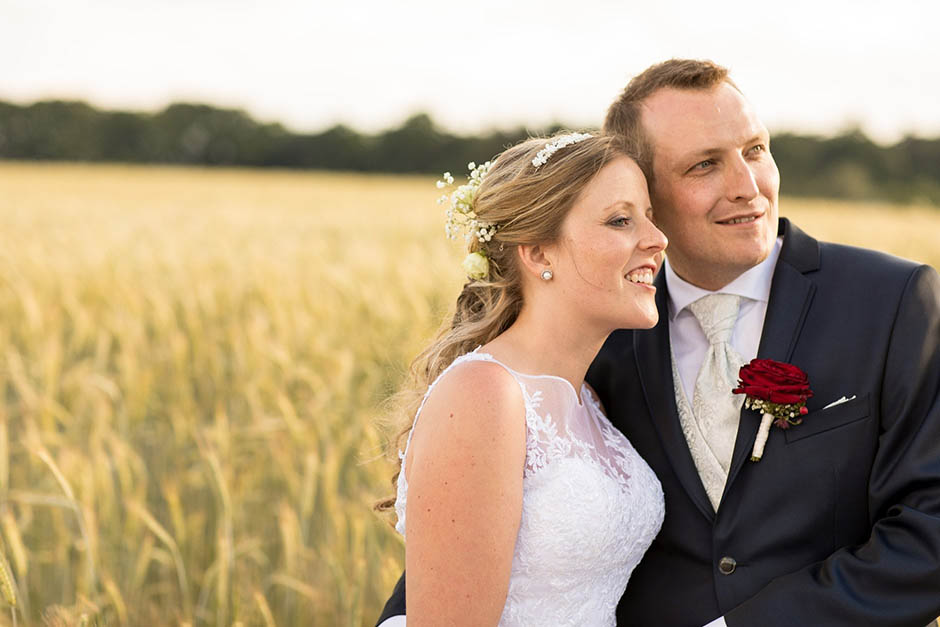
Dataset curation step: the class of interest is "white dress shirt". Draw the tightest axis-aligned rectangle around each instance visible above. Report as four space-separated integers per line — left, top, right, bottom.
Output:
666 237 783 407
667 237 782 627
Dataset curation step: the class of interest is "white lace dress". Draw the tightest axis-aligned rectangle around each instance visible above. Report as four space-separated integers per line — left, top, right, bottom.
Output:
395 349 665 626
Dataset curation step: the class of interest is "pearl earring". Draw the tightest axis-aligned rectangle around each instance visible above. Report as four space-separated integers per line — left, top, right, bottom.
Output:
540 269 553 281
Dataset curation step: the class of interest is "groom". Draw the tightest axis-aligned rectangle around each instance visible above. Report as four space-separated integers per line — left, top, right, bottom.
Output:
377 59 940 626
588 59 940 626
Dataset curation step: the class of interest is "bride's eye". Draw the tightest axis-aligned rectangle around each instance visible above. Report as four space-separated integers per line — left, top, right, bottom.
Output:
608 216 632 227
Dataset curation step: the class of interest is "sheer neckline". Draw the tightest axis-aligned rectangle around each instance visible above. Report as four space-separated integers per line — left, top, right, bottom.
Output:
471 347 586 409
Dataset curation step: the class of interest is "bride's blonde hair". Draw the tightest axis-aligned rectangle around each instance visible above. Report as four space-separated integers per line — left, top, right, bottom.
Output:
376 133 636 512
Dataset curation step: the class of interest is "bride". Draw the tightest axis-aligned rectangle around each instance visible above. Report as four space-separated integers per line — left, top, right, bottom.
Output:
377 132 668 626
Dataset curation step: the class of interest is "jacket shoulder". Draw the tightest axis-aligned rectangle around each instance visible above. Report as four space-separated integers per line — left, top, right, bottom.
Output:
816 240 923 279
803 240 935 304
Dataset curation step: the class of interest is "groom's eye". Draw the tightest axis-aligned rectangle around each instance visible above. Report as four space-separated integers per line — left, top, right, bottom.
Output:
690 159 714 172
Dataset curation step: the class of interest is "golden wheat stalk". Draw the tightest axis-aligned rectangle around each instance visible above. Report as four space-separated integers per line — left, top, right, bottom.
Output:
269 573 320 603
126 501 193 620
103 577 128 626
0 550 17 609
0 511 27 579
253 589 276 627
198 436 234 626
34 447 99 593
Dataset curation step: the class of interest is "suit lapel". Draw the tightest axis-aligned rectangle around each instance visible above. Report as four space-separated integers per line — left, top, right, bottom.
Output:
724 219 819 492
636 271 716 521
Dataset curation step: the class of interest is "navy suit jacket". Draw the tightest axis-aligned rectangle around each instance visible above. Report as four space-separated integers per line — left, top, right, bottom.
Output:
377 219 940 626
588 218 940 626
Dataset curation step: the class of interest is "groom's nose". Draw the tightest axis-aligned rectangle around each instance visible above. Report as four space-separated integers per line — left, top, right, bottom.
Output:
724 155 760 203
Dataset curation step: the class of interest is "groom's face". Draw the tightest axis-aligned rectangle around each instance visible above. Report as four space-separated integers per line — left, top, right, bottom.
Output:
640 82 780 290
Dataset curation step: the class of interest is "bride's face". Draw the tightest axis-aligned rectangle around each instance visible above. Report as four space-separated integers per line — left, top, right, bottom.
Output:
547 156 667 330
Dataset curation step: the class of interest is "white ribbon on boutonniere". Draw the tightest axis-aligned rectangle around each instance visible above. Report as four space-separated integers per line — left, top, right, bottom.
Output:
733 359 814 461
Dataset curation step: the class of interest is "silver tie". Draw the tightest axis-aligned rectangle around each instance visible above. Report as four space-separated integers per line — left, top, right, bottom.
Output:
688 294 746 508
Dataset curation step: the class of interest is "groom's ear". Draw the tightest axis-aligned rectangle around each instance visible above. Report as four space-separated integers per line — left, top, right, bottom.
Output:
517 242 554 278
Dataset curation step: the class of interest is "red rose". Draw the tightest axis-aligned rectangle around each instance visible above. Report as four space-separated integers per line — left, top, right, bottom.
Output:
733 359 813 405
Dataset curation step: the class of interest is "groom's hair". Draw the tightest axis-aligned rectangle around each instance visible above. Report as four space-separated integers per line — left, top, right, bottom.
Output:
604 59 736 182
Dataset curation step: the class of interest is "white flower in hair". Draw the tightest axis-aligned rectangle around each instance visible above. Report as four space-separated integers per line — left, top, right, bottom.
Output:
462 251 490 280
531 132 593 169
437 160 496 245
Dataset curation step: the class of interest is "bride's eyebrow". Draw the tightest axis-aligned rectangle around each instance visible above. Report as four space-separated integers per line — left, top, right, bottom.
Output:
602 200 637 213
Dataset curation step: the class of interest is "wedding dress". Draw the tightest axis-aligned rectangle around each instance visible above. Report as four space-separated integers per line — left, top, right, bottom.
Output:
395 349 665 626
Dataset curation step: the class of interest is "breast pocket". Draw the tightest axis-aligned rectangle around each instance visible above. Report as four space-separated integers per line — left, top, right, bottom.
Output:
784 394 871 444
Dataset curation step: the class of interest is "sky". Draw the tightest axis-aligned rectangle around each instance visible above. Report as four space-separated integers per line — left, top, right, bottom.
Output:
2 0 939 144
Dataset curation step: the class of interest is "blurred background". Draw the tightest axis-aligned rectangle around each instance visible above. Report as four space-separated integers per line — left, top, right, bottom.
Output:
0 0 938 624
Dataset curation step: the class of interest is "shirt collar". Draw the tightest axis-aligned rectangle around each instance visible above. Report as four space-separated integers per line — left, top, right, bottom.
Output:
665 236 783 321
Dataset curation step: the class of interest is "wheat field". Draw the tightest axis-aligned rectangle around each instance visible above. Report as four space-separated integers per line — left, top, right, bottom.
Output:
0 162 937 625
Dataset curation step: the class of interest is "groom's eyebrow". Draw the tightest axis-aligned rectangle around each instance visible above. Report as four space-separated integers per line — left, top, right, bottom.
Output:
744 132 768 146
689 148 721 159
682 133 768 165
677 148 722 169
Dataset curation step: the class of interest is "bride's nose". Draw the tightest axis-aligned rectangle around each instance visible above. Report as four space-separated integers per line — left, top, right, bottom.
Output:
640 217 668 253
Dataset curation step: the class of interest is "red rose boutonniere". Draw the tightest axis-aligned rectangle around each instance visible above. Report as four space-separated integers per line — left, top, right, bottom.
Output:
733 359 814 461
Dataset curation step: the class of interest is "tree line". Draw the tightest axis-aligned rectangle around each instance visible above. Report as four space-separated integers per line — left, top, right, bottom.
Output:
1 99 938 204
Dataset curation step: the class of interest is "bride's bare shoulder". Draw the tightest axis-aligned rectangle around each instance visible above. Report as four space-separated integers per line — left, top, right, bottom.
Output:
423 358 525 427
409 358 527 457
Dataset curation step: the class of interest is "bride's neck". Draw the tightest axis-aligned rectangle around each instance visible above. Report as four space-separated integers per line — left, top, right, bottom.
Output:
482 304 608 391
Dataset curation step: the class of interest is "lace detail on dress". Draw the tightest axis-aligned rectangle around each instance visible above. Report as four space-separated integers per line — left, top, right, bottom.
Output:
395 349 665 625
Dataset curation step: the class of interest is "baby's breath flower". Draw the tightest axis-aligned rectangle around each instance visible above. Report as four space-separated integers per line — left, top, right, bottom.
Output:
531 132 593 170
437 160 497 244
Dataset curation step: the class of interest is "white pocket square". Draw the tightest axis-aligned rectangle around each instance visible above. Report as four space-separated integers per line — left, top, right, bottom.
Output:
822 395 857 410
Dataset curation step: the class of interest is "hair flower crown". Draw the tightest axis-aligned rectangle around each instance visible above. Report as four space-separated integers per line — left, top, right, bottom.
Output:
531 132 593 169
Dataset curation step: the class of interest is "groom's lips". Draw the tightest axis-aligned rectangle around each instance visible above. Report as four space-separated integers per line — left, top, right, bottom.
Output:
717 210 764 225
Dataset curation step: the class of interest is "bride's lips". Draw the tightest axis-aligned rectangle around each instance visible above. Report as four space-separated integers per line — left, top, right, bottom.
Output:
624 263 658 290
